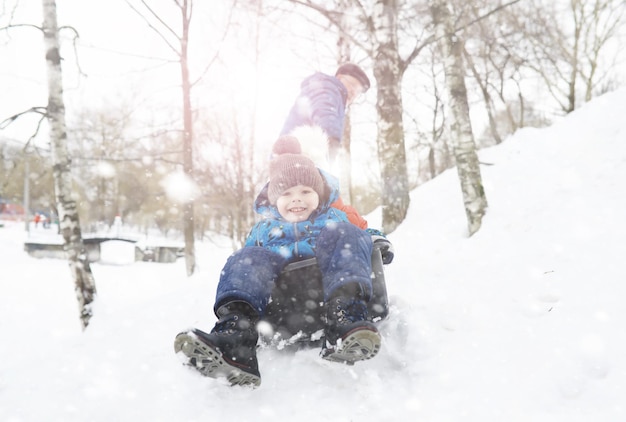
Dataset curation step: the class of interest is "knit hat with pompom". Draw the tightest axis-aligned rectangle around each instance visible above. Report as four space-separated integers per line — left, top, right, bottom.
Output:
268 137 324 205
271 135 302 156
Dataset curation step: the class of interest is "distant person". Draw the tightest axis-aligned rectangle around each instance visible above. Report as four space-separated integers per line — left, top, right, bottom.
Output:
280 62 370 164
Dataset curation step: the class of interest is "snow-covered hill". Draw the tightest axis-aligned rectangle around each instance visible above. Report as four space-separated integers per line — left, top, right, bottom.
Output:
1 88 625 421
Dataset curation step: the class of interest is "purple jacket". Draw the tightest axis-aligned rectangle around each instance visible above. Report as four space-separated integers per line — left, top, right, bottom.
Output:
280 72 348 142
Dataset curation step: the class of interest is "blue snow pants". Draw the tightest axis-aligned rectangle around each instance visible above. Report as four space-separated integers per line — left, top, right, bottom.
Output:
214 222 373 316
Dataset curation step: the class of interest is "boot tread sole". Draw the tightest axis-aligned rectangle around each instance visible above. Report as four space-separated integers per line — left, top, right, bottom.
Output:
322 326 382 365
174 332 261 387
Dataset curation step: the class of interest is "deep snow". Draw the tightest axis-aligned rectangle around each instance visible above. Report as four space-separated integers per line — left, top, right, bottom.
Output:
1 88 625 421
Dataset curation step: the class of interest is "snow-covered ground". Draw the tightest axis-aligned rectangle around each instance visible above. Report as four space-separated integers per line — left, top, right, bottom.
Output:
1 88 625 421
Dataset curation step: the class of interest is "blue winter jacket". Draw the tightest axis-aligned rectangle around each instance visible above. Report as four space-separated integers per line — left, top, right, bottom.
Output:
280 72 348 142
244 169 351 262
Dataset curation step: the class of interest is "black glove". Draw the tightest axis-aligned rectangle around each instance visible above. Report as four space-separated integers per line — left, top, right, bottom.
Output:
366 228 394 265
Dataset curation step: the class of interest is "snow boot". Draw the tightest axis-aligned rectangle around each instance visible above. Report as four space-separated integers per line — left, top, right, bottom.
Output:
174 302 261 387
321 296 381 364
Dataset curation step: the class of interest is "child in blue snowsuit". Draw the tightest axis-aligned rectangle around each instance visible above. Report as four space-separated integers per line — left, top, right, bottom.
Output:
175 145 382 387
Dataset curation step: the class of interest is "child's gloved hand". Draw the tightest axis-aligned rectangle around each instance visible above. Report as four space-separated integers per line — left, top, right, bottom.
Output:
366 228 395 264
372 236 395 264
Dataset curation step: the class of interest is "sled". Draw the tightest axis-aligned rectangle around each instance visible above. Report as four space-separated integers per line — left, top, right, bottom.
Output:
262 243 389 347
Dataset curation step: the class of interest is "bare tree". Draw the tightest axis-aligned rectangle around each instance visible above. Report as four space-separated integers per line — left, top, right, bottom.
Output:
368 0 412 234
512 0 625 114
455 0 529 144
430 0 487 236
42 0 97 329
68 104 155 229
177 0 196 276
125 0 232 275
411 45 450 183
194 110 264 249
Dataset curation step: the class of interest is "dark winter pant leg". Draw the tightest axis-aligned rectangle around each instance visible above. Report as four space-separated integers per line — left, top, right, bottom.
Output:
315 222 373 301
214 246 286 316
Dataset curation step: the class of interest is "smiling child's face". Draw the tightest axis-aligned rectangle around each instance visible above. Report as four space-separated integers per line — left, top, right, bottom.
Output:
275 184 320 222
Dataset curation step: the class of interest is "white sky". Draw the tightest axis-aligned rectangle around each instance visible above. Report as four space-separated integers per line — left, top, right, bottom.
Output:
0 1 335 146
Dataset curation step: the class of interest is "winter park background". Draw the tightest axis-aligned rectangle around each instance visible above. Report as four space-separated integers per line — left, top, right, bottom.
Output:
1 88 625 421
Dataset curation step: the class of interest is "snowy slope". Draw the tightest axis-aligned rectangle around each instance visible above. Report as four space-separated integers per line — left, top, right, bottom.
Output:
1 88 625 421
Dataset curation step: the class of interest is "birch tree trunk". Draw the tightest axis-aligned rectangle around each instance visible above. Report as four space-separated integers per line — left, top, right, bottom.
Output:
430 0 488 236
372 0 410 234
42 0 97 329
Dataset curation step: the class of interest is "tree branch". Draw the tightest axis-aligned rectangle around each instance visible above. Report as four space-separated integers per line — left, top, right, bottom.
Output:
0 22 43 33
124 0 181 57
402 0 523 70
0 107 47 130
287 0 373 57
59 25 88 78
